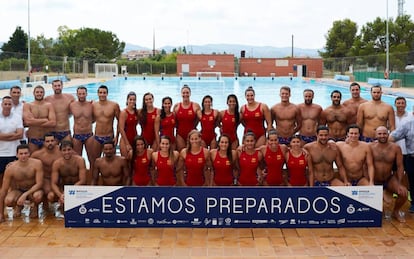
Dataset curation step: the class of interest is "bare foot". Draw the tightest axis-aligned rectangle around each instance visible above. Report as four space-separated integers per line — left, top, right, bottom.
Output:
393 211 406 223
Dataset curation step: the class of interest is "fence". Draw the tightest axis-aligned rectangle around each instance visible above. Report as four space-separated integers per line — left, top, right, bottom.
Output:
0 51 177 81
323 50 414 87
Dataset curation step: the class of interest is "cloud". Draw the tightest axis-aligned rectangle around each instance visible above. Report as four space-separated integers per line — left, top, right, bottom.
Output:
0 0 412 50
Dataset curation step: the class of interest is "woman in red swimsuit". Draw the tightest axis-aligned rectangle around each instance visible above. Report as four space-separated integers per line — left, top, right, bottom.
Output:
118 92 139 158
173 85 201 151
177 130 211 186
286 135 309 186
132 136 153 186
236 131 264 186
159 96 176 151
151 135 179 186
259 129 288 186
240 86 272 148
139 92 160 151
198 95 219 149
219 94 240 150
210 134 238 186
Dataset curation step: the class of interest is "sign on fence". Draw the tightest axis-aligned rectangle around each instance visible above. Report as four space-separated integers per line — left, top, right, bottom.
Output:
64 186 382 228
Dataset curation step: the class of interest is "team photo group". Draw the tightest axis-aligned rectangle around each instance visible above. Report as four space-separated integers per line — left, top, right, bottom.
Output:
0 79 413 223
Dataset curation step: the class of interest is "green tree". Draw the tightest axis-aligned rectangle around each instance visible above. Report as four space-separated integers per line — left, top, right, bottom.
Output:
79 47 105 62
319 19 358 58
54 26 78 57
0 26 28 59
356 15 414 70
33 34 55 56
161 52 177 62
392 14 414 52
55 26 125 60
359 17 388 54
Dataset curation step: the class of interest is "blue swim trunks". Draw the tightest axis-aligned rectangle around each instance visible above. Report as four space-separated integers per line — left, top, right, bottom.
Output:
328 137 346 142
29 138 44 148
94 135 112 145
314 181 331 187
73 132 93 144
350 177 364 186
300 135 316 144
51 130 71 142
360 135 376 143
278 136 292 145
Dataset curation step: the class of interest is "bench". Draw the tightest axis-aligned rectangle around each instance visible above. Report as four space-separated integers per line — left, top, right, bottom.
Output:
367 78 393 88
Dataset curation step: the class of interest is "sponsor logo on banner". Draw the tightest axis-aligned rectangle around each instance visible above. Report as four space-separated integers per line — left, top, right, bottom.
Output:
65 186 382 228
156 219 171 225
191 218 202 226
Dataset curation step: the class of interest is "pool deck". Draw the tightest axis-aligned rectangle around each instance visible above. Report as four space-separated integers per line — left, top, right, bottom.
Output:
320 78 414 99
1 77 414 100
0 209 413 259
1 77 414 258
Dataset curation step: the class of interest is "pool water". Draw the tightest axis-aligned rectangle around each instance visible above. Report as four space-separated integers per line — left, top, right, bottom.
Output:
22 76 414 110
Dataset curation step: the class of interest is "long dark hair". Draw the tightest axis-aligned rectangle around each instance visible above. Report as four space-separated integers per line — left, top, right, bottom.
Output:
131 135 147 168
201 95 213 114
126 91 138 118
227 94 240 125
161 96 173 119
140 92 154 126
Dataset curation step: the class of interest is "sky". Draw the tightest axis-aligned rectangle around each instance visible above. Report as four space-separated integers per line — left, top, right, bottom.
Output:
0 0 413 50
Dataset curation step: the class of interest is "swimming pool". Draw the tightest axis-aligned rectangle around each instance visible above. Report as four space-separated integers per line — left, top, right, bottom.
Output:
21 76 414 141
23 76 414 111
64 77 414 111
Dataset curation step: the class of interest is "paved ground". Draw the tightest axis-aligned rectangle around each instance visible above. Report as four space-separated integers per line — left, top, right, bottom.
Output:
0 211 413 259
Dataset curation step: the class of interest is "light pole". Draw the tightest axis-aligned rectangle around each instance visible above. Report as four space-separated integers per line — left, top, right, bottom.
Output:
27 0 31 78
386 0 389 78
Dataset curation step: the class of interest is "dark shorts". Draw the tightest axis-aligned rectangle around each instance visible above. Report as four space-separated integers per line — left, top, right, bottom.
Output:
300 135 317 144
375 182 388 189
314 180 331 187
73 132 93 144
94 135 112 145
51 130 71 142
350 177 364 186
278 136 292 145
18 188 29 193
329 137 346 142
360 135 376 143
0 156 17 174
29 138 44 148
375 175 393 190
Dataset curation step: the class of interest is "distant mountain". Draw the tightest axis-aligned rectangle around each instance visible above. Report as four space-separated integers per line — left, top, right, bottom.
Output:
0 41 320 58
125 43 321 58
124 43 151 52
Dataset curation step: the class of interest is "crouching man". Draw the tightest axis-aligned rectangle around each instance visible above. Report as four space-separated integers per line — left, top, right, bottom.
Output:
370 126 408 223
50 140 87 218
0 144 43 222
